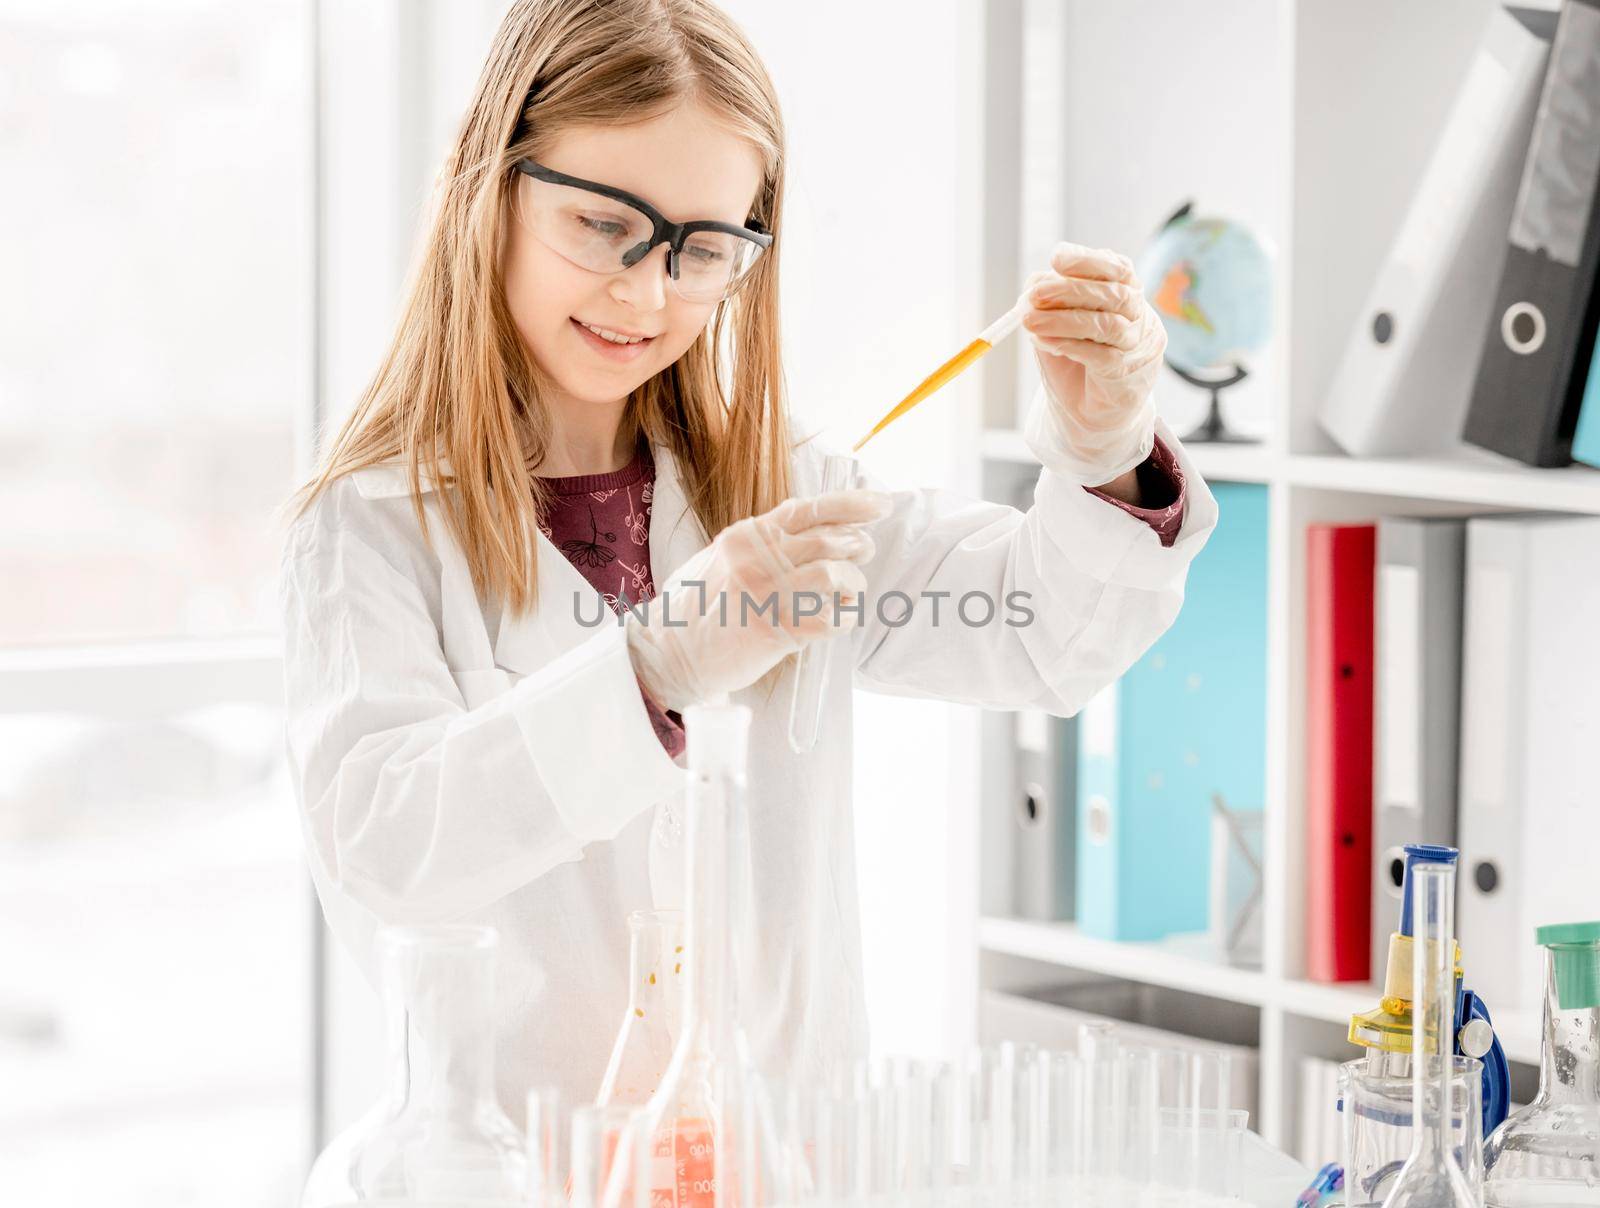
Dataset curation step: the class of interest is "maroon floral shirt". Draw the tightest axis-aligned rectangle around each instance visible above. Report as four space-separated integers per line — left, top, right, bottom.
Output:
534 444 687 759
535 437 1188 757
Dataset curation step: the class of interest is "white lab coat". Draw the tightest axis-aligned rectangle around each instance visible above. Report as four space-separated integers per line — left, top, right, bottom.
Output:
278 409 1217 1116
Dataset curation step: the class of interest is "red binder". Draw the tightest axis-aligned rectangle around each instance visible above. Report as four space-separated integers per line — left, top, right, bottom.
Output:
1305 523 1376 983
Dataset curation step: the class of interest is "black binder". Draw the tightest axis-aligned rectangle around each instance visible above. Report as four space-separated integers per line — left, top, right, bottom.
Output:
1464 0 1600 467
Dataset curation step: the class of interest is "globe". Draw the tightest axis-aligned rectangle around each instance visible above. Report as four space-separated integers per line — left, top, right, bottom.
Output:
1137 206 1274 378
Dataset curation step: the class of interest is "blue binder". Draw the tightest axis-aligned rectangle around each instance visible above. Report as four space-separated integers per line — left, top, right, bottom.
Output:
1076 481 1269 941
1572 335 1600 468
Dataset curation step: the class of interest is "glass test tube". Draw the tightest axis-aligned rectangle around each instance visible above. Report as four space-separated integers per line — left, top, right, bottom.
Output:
570 1105 643 1208
842 1082 873 1206
787 453 862 753
1016 1049 1048 1205
928 1064 957 1197
1044 1051 1083 1196
1120 1047 1160 1188
526 1085 564 1208
988 1044 1017 1201
1079 1022 1122 1192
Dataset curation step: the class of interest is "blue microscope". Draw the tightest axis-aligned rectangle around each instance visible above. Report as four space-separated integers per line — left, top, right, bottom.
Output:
1345 844 1510 1135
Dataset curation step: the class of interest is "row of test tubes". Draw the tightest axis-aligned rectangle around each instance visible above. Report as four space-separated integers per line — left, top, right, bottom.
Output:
529 1022 1250 1207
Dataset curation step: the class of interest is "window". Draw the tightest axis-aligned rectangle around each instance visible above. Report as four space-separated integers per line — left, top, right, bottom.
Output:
0 2 315 1200
0 701 312 1205
0 0 312 647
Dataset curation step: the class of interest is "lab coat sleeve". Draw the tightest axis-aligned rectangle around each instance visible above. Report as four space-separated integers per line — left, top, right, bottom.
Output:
279 483 682 923
844 414 1218 715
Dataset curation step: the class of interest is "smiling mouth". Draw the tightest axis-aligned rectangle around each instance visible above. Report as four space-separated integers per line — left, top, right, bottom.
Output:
573 318 657 346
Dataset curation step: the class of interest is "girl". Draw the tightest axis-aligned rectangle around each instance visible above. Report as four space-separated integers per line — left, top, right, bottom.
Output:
281 0 1217 1116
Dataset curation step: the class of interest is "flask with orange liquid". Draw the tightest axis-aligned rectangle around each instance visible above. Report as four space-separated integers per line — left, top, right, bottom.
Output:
596 909 686 1109
599 703 793 1208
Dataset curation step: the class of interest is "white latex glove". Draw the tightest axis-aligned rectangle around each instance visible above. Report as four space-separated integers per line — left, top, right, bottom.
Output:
625 488 893 713
1021 241 1166 486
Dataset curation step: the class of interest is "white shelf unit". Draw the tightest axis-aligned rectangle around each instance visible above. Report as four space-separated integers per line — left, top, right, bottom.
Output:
983 435 1600 515
968 0 1587 1154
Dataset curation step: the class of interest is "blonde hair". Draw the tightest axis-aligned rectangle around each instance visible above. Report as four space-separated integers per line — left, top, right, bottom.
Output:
293 0 793 617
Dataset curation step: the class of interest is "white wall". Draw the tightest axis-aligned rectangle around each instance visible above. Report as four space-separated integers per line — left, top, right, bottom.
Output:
719 1 987 1062
1047 0 1290 443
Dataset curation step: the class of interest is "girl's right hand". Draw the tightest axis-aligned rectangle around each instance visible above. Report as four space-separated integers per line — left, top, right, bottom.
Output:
624 488 894 712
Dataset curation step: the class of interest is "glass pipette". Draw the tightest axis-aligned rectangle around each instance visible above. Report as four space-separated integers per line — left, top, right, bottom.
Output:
852 295 1028 452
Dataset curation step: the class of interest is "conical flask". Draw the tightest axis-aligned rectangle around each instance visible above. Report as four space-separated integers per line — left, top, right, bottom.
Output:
1483 921 1600 1205
600 702 793 1208
301 925 529 1206
1380 862 1483 1208
597 909 686 1108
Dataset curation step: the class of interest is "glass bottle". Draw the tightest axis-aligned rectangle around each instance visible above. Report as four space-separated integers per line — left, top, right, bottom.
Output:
301 925 529 1206
601 702 793 1208
1483 920 1600 1206
1380 862 1482 1207
596 909 686 1108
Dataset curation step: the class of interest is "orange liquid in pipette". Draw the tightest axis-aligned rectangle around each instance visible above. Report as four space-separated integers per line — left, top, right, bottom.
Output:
851 336 994 452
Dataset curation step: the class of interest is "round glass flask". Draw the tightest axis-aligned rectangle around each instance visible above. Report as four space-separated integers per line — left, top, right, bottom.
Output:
300 925 528 1206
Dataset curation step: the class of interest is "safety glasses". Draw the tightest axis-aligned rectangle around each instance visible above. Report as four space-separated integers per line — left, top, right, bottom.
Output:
512 159 772 304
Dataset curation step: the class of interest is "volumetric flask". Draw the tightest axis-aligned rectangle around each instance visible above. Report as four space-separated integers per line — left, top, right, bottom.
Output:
1379 862 1482 1208
602 704 796 1208
787 453 862 753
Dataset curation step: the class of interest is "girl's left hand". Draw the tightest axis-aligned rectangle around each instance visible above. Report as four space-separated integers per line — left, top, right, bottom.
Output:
1020 241 1166 483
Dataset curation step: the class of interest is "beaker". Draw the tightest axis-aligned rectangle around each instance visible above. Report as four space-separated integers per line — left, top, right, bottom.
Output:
1482 921 1600 1206
1146 1048 1244 1205
597 909 686 1108
300 925 529 1206
1377 861 1482 1207
601 703 794 1208
787 453 862 754
1342 1058 1484 1208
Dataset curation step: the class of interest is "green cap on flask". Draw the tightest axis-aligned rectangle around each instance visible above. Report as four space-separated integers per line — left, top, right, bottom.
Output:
1536 921 1600 1011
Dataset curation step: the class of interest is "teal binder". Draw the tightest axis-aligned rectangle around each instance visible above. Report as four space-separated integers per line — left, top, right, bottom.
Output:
1076 481 1269 941
1572 337 1600 468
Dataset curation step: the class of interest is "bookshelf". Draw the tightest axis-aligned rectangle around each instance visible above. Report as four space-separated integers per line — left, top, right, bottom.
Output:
968 0 1582 1155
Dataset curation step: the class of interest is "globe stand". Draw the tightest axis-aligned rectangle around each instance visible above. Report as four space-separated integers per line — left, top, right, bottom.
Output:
1170 361 1256 444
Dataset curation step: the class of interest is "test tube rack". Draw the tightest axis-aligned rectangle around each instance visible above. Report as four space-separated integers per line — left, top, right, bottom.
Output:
533 1021 1253 1207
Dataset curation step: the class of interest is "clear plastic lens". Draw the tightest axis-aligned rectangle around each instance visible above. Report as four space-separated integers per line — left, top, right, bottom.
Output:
519 175 655 268
677 230 760 300
517 172 764 303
